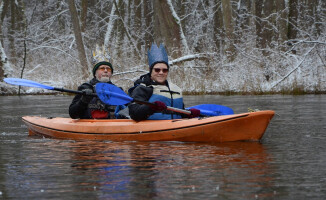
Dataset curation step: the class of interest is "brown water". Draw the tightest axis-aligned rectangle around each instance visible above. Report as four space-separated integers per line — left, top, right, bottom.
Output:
0 94 325 199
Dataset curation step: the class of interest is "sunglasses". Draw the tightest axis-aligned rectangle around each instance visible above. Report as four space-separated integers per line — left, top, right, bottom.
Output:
98 66 112 72
153 68 169 73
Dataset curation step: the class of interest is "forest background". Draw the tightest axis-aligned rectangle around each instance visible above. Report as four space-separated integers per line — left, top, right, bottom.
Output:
0 0 325 95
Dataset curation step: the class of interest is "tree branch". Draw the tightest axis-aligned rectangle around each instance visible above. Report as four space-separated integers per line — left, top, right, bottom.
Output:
270 44 317 89
169 53 216 66
113 0 142 59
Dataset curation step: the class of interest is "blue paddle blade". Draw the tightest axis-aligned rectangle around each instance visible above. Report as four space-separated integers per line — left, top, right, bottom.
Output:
186 104 234 116
4 78 54 90
96 83 133 106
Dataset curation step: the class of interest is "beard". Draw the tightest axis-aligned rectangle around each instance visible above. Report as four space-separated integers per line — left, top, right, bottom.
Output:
98 76 111 82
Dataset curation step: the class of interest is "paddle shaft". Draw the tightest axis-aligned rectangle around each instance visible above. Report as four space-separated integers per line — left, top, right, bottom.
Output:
53 87 97 96
133 99 191 115
55 87 190 115
56 88 190 115
5 78 194 116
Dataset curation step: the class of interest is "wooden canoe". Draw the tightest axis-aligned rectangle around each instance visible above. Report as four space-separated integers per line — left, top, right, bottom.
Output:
22 110 274 142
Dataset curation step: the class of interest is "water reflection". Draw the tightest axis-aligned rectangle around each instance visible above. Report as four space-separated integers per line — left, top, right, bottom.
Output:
60 141 274 199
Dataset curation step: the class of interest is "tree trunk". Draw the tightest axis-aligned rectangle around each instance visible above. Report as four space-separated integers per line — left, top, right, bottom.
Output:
0 0 9 44
249 0 256 29
221 0 235 59
307 0 318 19
213 0 223 52
113 0 125 58
80 0 88 32
153 0 182 57
0 0 11 81
255 0 263 49
306 0 320 36
143 0 153 50
0 40 11 81
113 0 141 58
0 41 5 81
104 0 118 50
316 0 325 36
241 0 252 28
134 0 142 51
166 0 189 54
275 0 287 49
260 0 274 55
68 0 89 79
288 0 298 53
176 0 186 35
9 0 16 60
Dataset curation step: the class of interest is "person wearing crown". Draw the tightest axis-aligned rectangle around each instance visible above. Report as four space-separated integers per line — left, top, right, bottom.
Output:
69 46 117 119
127 43 200 121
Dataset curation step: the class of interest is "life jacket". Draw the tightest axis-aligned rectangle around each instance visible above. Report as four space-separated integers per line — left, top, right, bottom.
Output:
85 79 115 119
147 83 183 120
87 98 115 119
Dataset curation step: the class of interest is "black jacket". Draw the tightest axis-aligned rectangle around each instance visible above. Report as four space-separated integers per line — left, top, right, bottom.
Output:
128 73 185 121
69 78 115 119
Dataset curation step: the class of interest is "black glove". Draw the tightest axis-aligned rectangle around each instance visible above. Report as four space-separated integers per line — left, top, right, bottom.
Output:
149 101 167 111
81 89 93 103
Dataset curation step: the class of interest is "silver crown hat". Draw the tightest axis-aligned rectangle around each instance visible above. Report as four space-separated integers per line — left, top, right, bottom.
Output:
147 43 169 70
91 45 113 76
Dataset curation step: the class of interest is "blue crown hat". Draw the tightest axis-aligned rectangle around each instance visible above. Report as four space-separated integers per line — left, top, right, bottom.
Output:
148 43 169 70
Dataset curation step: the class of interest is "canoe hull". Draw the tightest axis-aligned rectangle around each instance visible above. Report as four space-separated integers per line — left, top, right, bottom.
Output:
22 110 274 142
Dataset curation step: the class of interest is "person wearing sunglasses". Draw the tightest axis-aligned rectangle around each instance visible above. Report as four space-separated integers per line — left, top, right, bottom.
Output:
126 43 200 121
69 48 117 119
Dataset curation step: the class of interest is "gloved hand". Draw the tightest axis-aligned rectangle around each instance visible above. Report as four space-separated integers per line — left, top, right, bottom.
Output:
149 101 167 111
188 108 201 118
81 88 93 103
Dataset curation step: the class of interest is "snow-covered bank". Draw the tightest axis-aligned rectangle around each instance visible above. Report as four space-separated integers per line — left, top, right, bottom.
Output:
1 1 325 95
2 46 325 95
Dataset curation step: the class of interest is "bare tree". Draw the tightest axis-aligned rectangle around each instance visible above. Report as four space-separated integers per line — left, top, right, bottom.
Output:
80 0 88 32
261 0 274 53
133 0 142 51
166 0 189 54
113 0 141 58
68 0 89 79
221 0 235 59
153 0 182 57
0 0 8 44
213 0 223 51
9 0 17 61
275 0 287 49
143 0 153 50
0 41 9 81
288 0 299 52
0 0 4 80
104 0 118 49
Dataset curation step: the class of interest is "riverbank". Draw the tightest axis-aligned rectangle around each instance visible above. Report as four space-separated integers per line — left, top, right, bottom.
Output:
183 89 326 95
1 87 325 96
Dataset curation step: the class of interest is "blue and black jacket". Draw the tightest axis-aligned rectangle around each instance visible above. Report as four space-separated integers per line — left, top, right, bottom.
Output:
128 73 184 121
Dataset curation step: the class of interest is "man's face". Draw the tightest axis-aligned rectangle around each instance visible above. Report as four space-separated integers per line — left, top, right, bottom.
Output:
95 65 112 82
150 63 169 84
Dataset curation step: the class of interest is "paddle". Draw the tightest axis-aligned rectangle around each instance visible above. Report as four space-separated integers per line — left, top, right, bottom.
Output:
186 104 234 116
95 82 192 115
4 78 233 116
4 78 191 115
96 83 234 116
4 78 96 96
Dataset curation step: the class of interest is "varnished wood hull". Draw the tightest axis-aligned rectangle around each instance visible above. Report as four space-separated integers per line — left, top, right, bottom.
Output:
22 110 274 142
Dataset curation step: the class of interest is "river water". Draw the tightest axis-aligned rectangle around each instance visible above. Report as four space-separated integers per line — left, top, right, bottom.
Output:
0 94 325 199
